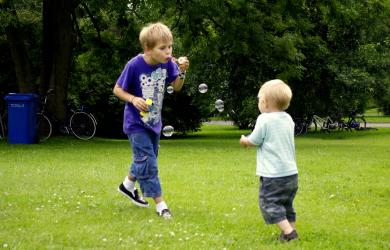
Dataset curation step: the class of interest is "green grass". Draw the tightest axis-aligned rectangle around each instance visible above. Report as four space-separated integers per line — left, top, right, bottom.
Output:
366 108 384 116
1 125 389 249
365 108 390 123
365 115 390 123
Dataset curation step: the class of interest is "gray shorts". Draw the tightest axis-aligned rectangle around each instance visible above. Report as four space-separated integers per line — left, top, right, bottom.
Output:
259 174 298 224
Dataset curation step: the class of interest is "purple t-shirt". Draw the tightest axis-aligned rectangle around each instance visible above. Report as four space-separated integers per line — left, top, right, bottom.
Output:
116 54 179 135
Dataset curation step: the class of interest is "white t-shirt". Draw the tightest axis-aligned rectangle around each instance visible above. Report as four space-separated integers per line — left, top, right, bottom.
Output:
247 112 298 177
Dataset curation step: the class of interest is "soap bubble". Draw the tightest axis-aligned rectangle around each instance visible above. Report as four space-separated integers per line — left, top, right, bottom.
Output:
215 99 224 112
198 83 208 93
217 106 224 112
162 125 174 137
166 86 174 94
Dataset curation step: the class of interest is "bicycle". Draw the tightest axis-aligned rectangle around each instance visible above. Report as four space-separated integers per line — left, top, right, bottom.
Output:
335 111 366 131
0 101 7 140
293 117 305 136
293 114 319 136
313 115 338 133
37 89 97 142
346 111 366 130
0 112 5 140
295 114 337 135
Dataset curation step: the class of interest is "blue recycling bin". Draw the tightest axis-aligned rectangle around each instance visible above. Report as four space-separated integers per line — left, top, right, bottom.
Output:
4 93 38 144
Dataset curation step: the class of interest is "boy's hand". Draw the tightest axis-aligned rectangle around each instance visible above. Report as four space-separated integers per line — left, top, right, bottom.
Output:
132 97 149 112
176 56 189 72
171 56 189 91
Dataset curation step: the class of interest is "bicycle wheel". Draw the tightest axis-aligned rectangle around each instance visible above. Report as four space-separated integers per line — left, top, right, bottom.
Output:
337 119 349 131
306 118 317 132
70 112 96 140
0 116 4 139
0 112 7 139
355 116 367 130
37 113 52 142
294 118 304 136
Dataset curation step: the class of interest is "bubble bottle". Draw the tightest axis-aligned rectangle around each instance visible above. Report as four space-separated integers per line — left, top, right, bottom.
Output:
140 98 153 122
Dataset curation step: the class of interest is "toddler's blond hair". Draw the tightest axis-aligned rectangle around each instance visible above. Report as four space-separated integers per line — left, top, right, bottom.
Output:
258 79 292 111
139 22 173 49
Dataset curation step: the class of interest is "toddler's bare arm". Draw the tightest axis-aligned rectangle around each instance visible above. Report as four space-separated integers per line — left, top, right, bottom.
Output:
240 135 255 147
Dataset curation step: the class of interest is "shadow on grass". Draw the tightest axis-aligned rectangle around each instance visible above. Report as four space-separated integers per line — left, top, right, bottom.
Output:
161 125 248 141
2 126 387 149
297 127 388 140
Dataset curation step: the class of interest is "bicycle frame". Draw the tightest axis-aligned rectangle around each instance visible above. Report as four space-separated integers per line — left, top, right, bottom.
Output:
37 89 97 141
313 115 338 132
0 114 4 139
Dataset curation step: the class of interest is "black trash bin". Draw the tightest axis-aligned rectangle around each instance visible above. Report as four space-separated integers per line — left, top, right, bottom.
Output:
4 93 38 144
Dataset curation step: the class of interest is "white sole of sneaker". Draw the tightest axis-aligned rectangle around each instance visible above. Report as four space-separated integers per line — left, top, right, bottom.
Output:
117 188 150 208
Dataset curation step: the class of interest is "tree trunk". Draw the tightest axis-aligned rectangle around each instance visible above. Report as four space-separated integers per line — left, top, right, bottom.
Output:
40 0 75 126
3 0 35 93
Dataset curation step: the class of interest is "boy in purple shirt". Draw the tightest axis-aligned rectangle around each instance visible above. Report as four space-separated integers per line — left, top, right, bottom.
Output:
113 22 189 219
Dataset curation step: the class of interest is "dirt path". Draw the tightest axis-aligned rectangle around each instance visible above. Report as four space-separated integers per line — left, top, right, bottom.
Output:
366 122 390 128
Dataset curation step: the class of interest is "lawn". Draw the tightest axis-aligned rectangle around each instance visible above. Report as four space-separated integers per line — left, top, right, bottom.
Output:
365 115 390 123
365 108 390 123
1 125 389 249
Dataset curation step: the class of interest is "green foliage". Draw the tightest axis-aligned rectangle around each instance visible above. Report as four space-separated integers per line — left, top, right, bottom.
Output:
172 0 390 123
2 0 390 134
0 0 42 94
376 83 390 114
68 0 206 136
362 37 390 114
0 39 17 97
162 90 202 135
69 2 141 137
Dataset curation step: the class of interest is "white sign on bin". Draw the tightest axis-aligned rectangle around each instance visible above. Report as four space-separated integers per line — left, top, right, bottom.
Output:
10 104 25 108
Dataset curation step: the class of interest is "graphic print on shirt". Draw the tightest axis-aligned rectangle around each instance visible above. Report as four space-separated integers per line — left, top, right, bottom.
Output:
139 67 166 125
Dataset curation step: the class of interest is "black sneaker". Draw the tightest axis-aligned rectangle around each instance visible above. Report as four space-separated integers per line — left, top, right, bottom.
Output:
118 183 149 207
279 230 298 242
157 208 172 219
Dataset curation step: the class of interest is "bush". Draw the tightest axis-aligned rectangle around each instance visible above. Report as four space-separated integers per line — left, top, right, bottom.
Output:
162 90 203 136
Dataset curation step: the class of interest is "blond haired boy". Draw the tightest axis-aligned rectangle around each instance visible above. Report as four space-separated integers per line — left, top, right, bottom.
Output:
113 22 189 218
240 79 299 242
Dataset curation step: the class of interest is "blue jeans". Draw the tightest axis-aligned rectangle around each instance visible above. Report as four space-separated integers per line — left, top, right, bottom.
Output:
128 131 161 198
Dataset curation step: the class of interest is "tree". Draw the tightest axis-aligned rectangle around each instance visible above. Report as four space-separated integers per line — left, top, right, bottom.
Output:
40 0 75 123
2 0 390 137
171 0 390 124
1 0 76 127
0 0 36 93
68 0 205 137
1 0 104 128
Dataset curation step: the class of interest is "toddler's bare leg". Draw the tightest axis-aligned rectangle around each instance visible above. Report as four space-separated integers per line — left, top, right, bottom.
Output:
277 219 294 234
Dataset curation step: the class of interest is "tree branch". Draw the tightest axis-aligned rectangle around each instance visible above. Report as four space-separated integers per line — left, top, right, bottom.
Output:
80 2 101 42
